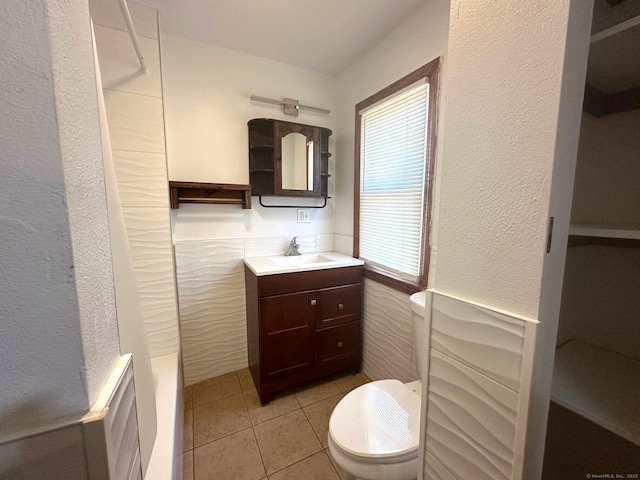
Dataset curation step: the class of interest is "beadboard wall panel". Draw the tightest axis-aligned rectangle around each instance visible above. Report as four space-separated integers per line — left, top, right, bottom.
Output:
431 293 525 392
425 350 519 480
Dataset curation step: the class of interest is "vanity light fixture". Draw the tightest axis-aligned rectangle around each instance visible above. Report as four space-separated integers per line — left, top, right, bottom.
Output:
250 95 331 117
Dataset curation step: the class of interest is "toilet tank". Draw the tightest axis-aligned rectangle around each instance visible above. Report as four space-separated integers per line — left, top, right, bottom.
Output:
409 290 427 378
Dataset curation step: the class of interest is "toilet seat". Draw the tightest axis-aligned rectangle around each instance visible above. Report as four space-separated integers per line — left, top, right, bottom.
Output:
329 379 421 464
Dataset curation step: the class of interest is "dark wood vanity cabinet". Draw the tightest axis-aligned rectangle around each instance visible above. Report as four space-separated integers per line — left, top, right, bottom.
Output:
245 265 363 404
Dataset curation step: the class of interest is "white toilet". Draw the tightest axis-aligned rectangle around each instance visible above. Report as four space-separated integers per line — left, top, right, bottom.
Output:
328 290 427 480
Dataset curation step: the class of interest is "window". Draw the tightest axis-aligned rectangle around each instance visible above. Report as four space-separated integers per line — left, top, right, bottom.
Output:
353 59 440 294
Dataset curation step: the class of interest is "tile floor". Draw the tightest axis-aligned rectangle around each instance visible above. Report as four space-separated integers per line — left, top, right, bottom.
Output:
182 368 372 480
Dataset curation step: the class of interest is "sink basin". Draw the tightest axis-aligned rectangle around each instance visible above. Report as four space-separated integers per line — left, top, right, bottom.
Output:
243 251 364 276
270 254 334 267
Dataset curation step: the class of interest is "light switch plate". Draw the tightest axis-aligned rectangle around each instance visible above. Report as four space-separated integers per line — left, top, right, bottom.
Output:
297 209 311 223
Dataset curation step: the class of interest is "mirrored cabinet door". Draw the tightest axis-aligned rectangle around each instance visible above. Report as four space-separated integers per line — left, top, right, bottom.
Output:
248 119 331 198
275 121 320 196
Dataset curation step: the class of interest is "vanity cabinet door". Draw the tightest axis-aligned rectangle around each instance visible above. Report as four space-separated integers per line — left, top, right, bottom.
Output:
260 291 316 381
316 284 362 329
316 322 360 367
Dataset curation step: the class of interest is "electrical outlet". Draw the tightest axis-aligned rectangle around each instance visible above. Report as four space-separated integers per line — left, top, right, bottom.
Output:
297 209 311 223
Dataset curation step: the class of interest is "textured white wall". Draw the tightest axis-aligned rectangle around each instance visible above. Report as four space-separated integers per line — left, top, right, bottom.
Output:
433 0 586 319
0 0 119 437
162 34 337 242
47 0 120 407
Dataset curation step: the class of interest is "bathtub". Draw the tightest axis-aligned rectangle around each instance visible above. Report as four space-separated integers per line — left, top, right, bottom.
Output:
146 353 183 480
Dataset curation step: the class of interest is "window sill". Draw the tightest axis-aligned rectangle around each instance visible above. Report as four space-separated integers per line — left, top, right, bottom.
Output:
363 264 425 295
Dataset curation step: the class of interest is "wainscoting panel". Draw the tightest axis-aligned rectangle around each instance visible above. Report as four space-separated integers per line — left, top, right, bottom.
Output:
425 349 518 480
175 239 247 385
431 293 525 392
361 279 414 383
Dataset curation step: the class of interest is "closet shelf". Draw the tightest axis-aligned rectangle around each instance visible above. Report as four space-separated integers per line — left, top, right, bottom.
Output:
169 182 252 209
551 340 640 446
584 18 640 117
569 223 640 240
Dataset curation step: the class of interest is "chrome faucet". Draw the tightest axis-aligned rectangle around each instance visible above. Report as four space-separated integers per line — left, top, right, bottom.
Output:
285 236 301 256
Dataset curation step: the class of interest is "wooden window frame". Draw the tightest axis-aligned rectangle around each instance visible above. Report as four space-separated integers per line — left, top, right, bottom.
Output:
353 58 441 295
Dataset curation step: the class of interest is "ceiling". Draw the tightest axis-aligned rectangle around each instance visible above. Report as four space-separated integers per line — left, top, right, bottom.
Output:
133 0 428 76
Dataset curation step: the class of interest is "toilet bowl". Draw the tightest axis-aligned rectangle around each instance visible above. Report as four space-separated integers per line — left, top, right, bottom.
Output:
328 291 427 480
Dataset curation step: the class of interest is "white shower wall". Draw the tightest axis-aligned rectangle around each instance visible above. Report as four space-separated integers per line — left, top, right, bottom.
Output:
90 0 180 358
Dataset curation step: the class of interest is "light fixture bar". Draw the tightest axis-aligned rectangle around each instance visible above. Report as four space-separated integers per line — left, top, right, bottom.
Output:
250 95 330 116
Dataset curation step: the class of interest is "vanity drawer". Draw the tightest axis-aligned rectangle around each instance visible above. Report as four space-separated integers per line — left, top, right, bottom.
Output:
316 322 359 366
316 284 362 329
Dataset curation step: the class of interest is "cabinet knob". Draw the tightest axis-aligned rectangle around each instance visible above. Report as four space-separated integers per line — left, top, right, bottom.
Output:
337 341 343 348
338 303 344 310
310 299 317 306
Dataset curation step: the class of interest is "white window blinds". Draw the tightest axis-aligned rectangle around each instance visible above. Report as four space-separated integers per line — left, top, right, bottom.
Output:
359 81 429 281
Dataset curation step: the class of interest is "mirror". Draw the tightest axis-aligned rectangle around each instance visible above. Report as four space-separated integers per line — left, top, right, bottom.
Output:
281 132 313 191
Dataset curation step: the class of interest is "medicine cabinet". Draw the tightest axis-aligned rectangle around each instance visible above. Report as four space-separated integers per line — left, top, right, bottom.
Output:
248 119 332 200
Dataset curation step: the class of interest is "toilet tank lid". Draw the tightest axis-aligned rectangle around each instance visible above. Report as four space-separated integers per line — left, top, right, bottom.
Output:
409 290 426 316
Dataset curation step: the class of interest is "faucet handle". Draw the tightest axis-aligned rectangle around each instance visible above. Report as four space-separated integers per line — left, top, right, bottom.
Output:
290 236 298 246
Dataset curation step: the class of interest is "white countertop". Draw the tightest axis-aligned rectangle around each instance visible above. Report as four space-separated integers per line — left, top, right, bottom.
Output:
243 251 363 276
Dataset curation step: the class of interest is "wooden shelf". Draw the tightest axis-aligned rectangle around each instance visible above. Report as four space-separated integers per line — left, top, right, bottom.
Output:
584 17 640 116
570 222 640 240
568 223 640 247
169 182 251 209
551 340 640 446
